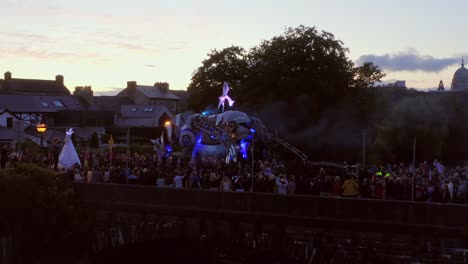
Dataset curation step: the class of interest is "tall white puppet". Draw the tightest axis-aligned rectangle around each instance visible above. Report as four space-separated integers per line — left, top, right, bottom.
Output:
218 81 235 112
58 128 81 169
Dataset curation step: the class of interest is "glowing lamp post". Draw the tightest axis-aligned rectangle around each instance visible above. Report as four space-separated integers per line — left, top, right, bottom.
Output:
164 120 173 144
36 122 47 165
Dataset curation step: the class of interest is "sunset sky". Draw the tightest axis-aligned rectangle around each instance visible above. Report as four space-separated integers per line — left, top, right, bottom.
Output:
1 0 467 94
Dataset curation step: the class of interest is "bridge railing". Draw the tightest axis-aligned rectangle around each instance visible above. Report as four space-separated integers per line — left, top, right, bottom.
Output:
74 183 468 231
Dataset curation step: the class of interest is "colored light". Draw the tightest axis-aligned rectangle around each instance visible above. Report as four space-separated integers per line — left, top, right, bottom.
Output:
164 121 171 126
165 145 173 158
250 128 256 134
36 122 47 133
240 138 249 159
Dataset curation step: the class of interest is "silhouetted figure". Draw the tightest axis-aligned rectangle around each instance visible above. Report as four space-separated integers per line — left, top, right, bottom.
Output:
438 80 445 91
1 144 8 168
50 139 61 171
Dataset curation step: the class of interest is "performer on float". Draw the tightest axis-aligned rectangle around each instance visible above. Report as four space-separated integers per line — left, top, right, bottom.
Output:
218 81 235 113
58 128 81 169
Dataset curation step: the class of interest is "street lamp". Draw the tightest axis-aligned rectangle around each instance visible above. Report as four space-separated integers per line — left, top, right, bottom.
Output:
36 122 47 165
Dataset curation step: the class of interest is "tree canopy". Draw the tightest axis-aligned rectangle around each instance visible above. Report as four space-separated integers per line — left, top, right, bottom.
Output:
187 25 382 114
184 25 468 163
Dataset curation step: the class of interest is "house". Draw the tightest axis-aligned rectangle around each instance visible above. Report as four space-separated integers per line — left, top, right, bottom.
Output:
117 105 174 128
0 126 16 146
0 110 20 129
117 81 181 113
0 71 70 95
0 71 79 127
0 110 23 146
171 89 189 113
0 71 185 148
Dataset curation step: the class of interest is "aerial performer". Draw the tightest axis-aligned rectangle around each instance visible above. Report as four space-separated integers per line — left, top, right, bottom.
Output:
218 81 235 112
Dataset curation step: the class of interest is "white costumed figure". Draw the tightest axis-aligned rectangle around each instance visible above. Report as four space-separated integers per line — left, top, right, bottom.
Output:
218 81 235 112
58 128 81 169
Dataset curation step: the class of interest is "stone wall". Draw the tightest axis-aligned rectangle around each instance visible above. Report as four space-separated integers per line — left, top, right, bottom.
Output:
75 183 468 263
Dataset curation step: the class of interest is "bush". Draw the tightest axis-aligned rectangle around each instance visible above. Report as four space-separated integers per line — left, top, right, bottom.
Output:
0 163 93 262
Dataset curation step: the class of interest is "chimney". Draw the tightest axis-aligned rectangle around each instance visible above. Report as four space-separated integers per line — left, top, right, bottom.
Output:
73 86 94 104
154 82 169 92
55 75 64 85
127 81 137 99
4 71 11 80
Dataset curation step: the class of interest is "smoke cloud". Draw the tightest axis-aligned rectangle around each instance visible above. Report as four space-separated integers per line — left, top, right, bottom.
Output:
355 49 460 72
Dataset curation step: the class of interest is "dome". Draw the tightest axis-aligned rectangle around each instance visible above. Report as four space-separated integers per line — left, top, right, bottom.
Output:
451 58 468 91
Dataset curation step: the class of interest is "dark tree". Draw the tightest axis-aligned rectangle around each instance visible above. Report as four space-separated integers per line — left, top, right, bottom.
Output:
240 25 355 108
352 61 386 88
373 96 448 162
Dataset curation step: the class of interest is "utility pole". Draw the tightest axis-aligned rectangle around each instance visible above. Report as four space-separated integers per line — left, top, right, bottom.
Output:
362 129 366 170
412 137 416 201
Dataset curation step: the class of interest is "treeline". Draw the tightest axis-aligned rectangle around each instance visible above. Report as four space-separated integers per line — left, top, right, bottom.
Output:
186 25 468 163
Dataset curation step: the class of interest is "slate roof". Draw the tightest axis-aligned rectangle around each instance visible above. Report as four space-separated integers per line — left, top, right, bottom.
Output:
92 96 134 112
0 94 81 113
171 89 188 101
0 110 20 119
0 78 70 95
118 85 180 100
121 104 173 119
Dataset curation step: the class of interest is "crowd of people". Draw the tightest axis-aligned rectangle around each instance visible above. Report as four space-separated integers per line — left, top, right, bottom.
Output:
1 143 468 204
68 151 468 205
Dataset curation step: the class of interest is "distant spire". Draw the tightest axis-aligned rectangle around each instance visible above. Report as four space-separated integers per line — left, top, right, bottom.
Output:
463 57 465 68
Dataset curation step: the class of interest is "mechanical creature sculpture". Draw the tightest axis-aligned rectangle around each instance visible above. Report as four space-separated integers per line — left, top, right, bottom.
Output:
178 110 254 164
151 82 309 165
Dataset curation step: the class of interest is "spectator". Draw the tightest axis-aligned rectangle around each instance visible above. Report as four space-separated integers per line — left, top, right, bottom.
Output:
188 171 200 189
447 179 454 201
127 169 138 184
255 174 268 193
93 166 103 183
208 172 219 190
375 178 385 199
233 176 244 192
86 168 93 183
342 175 359 198
74 169 82 182
287 175 296 194
219 175 232 191
330 176 342 197
441 184 450 203
1 144 8 168
104 168 111 183
165 172 174 188
50 139 61 171
456 179 467 204
156 174 166 187
173 171 185 189
275 174 288 195
360 178 372 199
